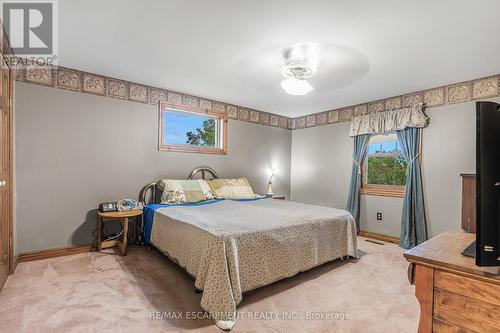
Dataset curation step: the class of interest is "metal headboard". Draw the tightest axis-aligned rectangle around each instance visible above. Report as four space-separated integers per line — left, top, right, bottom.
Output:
187 166 219 180
139 166 219 205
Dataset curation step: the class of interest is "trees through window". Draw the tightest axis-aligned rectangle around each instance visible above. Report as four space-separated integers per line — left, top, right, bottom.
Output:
361 132 410 197
159 103 227 154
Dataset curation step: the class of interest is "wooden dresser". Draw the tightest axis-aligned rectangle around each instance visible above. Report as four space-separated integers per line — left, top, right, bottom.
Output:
460 174 476 233
404 231 500 332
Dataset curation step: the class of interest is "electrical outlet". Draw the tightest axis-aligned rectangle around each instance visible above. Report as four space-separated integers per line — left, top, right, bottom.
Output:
376 212 382 221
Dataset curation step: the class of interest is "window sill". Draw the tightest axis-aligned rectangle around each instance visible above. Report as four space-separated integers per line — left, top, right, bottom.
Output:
159 145 227 155
361 188 405 198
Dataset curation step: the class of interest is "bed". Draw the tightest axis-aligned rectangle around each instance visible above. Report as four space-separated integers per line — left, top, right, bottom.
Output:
140 167 357 331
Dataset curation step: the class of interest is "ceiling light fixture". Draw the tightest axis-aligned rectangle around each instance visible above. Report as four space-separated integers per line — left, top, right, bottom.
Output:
281 44 318 96
281 77 313 96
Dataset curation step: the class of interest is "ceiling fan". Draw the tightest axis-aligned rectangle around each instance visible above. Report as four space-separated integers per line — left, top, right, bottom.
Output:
280 43 318 96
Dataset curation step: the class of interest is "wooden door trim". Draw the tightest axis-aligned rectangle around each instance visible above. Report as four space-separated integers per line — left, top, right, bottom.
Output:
0 64 13 280
0 21 15 281
7 67 13 274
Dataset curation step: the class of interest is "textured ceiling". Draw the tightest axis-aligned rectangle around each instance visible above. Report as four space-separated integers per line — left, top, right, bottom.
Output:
59 0 500 117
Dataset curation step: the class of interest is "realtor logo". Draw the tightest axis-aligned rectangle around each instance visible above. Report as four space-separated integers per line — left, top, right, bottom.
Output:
1 0 57 59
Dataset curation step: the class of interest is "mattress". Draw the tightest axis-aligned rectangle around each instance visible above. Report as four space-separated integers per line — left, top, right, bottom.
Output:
147 197 357 330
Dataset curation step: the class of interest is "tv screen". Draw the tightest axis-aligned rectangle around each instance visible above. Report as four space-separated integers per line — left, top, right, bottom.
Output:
476 101 500 267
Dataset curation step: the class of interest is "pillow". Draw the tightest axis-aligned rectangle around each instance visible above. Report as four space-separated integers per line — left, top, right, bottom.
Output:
159 179 214 204
207 177 257 199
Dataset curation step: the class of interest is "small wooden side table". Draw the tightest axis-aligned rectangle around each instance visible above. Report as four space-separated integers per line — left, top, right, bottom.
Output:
97 210 143 256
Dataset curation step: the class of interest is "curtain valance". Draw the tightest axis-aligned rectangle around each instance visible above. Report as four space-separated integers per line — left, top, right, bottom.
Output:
349 103 428 137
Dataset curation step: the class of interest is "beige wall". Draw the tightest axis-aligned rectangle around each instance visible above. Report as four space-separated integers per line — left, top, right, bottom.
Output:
291 97 500 238
14 82 292 253
15 78 498 253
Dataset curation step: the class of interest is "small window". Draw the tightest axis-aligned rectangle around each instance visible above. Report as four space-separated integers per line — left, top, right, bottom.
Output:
159 102 227 154
361 132 409 197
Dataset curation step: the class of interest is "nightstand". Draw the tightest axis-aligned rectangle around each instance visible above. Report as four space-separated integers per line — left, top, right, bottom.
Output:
272 196 286 200
96 210 143 256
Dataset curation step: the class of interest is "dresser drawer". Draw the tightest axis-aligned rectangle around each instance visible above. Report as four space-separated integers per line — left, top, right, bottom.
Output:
434 270 500 306
433 271 500 332
433 317 474 333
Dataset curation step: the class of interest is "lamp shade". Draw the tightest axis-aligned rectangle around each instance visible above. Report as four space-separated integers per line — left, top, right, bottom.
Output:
281 77 314 96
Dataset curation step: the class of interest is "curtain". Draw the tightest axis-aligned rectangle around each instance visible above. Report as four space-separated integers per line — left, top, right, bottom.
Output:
397 128 427 249
346 134 369 232
350 104 428 137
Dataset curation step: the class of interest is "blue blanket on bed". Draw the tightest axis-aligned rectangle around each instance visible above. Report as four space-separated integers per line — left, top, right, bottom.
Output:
143 196 270 243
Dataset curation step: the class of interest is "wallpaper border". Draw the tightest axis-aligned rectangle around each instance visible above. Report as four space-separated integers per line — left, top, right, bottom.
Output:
12 58 499 131
12 59 293 130
290 74 500 129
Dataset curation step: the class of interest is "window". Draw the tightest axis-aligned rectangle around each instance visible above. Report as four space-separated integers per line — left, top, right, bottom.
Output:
159 102 227 154
361 132 409 197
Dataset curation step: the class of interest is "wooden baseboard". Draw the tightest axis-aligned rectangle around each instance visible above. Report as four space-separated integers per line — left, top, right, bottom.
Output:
12 254 19 273
359 230 400 244
10 253 16 274
10 233 398 273
14 245 93 272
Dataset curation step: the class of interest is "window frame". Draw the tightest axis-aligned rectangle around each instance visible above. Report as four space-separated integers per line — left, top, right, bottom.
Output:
158 101 228 155
361 131 422 198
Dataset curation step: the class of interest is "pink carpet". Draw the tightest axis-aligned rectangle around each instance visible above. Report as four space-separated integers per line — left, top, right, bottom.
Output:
0 237 419 333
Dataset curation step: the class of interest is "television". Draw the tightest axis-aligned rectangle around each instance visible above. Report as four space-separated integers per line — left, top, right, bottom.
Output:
463 101 500 267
